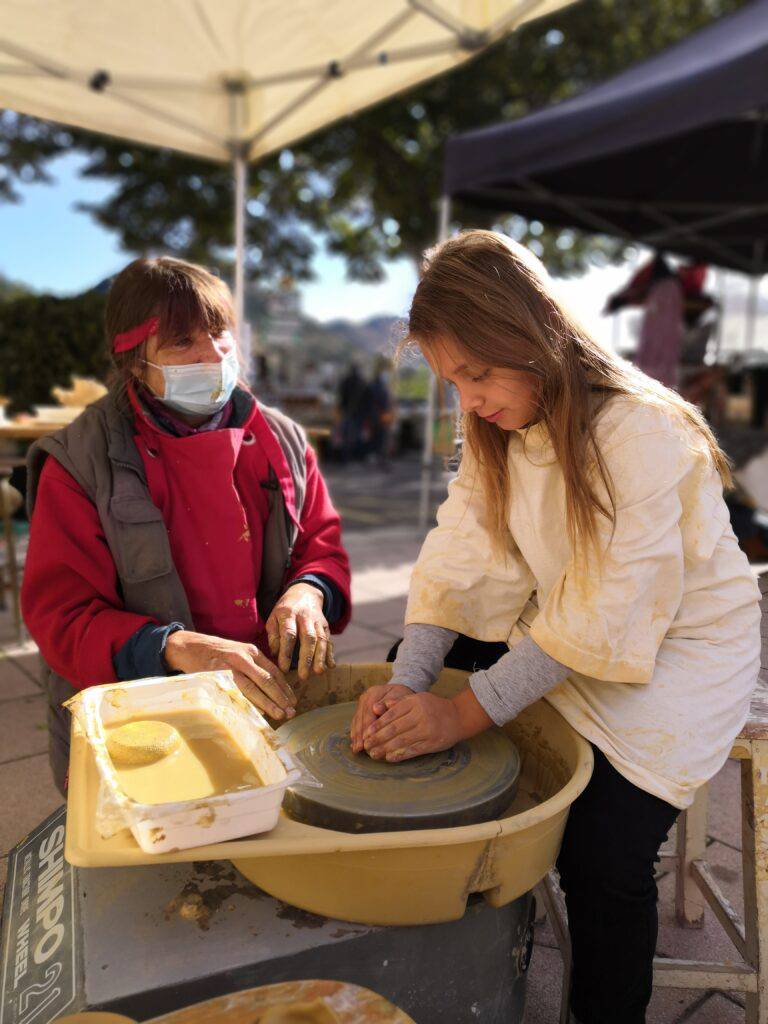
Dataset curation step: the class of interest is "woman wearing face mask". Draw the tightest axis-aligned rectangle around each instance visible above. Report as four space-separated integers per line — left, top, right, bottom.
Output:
22 257 351 794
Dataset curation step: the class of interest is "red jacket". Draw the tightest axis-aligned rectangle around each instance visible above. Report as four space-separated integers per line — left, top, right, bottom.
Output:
21 393 351 688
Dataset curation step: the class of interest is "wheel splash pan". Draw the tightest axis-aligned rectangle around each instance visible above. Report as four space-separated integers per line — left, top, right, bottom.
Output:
65 665 593 926
233 665 593 924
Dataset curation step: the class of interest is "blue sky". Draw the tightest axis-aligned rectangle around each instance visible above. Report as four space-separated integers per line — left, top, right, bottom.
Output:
0 151 760 353
0 151 422 321
0 151 621 341
0 153 125 293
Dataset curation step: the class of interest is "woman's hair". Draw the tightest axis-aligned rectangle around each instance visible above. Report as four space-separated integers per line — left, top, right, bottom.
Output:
404 229 731 556
105 256 235 398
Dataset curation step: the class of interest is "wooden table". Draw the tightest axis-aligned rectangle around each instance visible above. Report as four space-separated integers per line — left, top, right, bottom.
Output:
0 421 67 441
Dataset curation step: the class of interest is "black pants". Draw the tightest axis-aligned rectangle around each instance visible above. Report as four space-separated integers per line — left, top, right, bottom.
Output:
387 633 680 1024
557 745 679 1024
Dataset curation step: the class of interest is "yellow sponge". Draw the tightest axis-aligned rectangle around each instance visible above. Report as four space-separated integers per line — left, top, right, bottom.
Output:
106 720 181 767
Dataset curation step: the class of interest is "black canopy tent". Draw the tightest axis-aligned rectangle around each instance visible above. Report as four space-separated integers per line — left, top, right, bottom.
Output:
416 2 768 524
443 0 768 278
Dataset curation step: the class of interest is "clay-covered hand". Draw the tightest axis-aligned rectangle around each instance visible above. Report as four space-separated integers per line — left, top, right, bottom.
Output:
265 582 335 682
349 683 415 753
362 688 493 762
164 630 296 720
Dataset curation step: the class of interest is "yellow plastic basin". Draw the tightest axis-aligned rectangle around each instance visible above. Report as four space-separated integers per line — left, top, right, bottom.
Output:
232 664 593 925
65 665 593 927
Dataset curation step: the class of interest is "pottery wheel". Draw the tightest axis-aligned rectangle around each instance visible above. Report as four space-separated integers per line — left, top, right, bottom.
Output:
277 702 521 833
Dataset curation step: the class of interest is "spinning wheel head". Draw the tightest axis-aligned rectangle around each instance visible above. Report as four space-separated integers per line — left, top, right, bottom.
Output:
278 702 521 833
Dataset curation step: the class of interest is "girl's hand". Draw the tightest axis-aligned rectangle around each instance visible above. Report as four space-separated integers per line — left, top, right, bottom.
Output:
350 683 415 753
363 688 493 761
265 583 335 681
164 630 296 720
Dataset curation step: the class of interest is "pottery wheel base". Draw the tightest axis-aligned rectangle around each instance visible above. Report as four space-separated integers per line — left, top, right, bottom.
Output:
277 702 521 833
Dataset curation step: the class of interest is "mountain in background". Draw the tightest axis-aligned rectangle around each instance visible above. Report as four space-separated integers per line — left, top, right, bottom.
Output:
306 314 400 361
88 277 397 366
245 281 400 364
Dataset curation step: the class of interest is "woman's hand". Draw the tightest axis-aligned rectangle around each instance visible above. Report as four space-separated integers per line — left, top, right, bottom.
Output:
362 688 493 762
350 683 415 753
164 630 296 720
265 582 335 681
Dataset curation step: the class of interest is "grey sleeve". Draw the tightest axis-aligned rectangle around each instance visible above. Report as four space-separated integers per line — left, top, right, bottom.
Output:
389 623 458 692
469 634 569 726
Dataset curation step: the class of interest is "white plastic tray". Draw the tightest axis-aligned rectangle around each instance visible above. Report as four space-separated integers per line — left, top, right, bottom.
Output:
65 670 301 855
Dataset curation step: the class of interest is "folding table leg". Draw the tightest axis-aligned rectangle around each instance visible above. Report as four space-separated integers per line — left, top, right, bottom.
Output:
743 741 768 1024
675 784 709 928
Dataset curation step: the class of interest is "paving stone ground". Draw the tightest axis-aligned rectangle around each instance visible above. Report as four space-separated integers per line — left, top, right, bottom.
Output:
0 457 760 1022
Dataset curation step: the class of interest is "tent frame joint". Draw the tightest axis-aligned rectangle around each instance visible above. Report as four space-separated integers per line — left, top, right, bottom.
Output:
458 28 489 50
223 76 248 96
88 69 110 93
228 140 250 160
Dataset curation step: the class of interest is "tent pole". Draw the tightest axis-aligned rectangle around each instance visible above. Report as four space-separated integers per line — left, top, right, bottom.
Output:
745 275 760 352
419 194 451 528
233 148 250 379
714 269 726 363
745 240 765 352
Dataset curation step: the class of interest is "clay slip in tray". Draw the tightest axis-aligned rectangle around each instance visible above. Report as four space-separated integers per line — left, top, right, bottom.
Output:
65 670 302 855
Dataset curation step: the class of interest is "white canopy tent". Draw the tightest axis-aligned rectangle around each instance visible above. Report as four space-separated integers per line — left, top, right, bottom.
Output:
0 0 571 339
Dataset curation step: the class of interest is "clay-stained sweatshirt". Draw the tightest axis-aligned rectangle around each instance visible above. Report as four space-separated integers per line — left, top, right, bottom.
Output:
405 396 761 809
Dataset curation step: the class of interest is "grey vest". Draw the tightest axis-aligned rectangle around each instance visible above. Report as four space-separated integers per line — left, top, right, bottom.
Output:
26 388 308 792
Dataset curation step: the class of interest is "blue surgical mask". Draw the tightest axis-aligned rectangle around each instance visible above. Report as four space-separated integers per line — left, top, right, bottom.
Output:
145 349 239 416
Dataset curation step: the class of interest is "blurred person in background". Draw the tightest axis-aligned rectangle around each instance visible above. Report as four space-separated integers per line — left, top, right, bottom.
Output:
364 356 395 468
337 360 367 462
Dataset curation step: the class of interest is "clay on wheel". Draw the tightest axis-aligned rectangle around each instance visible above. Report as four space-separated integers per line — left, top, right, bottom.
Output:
106 720 182 767
278 702 521 833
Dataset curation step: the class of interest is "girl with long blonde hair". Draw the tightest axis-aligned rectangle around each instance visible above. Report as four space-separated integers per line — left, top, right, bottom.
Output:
350 230 761 1024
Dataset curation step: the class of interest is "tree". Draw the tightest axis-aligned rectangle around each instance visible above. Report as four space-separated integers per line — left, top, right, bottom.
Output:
0 272 31 303
0 0 748 284
0 291 108 411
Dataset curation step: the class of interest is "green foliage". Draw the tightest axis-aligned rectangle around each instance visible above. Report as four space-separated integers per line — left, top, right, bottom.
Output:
0 291 108 412
0 273 31 303
394 366 431 401
0 110 73 204
0 0 749 285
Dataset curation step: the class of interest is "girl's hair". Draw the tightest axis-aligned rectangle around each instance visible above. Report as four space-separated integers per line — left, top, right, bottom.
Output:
105 256 235 399
405 229 731 556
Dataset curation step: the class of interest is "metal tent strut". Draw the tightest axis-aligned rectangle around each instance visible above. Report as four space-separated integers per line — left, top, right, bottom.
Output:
419 193 452 529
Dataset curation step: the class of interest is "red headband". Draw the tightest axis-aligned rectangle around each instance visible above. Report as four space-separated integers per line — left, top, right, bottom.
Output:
113 316 159 354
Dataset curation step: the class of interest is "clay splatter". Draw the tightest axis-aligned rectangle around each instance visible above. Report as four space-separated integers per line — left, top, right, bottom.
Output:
164 861 265 931
276 901 327 929
330 927 365 939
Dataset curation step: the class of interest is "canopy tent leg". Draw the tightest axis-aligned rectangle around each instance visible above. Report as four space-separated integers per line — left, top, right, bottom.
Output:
233 149 252 379
714 268 726 363
418 354 437 528
744 240 765 353
744 275 763 352
418 194 452 528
